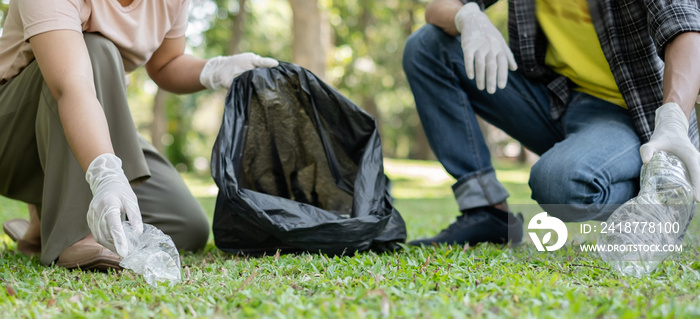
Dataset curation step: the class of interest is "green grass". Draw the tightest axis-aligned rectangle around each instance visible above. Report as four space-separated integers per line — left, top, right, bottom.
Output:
2 158 700 318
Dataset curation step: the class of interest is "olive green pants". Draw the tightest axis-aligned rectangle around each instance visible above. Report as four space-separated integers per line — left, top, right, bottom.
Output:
0 33 209 265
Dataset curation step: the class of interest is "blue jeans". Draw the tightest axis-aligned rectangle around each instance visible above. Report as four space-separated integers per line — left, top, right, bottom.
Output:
402 24 644 222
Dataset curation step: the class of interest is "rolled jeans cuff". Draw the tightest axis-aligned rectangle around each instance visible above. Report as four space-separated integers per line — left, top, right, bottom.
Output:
452 169 509 211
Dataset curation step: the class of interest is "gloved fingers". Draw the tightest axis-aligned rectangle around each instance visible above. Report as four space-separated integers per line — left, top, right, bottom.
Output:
496 51 508 90
233 52 256 64
485 50 498 94
669 147 700 202
639 142 659 164
484 37 502 93
474 49 486 91
252 55 279 68
485 61 497 93
123 197 143 235
686 158 700 202
463 45 476 80
507 48 517 71
106 210 129 257
90 207 116 254
86 206 98 233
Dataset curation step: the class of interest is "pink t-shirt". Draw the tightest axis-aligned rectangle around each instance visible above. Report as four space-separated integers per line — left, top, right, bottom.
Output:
0 0 189 83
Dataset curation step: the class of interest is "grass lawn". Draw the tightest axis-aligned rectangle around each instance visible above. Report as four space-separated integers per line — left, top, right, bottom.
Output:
2 158 700 318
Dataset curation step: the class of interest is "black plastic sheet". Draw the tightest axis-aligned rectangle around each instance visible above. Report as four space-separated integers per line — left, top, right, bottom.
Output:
211 62 406 256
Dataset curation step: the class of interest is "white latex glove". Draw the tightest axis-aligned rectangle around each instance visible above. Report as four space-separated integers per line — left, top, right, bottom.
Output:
85 153 143 257
455 2 517 94
199 52 279 90
640 103 700 201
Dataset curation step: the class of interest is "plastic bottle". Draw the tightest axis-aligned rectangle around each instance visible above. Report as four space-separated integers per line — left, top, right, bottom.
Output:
120 221 182 286
597 151 695 277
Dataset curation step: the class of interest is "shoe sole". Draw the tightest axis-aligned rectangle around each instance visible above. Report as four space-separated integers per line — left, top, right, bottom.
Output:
56 257 123 272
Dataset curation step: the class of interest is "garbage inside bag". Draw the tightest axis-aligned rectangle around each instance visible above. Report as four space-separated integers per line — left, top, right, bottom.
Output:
120 221 181 286
211 62 407 256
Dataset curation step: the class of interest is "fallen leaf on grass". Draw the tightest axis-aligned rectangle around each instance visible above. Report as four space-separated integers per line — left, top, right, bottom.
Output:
69 294 81 303
240 270 258 290
184 266 191 281
367 289 390 317
186 304 197 317
475 303 484 317
463 243 471 252
5 285 16 296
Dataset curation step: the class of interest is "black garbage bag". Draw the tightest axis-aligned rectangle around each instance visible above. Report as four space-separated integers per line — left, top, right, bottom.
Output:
211 62 407 256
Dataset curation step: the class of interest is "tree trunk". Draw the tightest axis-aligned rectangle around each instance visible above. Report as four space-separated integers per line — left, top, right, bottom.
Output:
402 0 435 160
151 88 168 152
151 0 249 154
227 0 247 55
289 0 327 79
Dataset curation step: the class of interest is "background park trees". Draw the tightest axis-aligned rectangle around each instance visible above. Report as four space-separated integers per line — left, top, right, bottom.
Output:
0 0 525 175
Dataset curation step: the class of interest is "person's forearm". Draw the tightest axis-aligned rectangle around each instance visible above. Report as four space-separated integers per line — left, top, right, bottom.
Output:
663 32 700 118
30 31 114 172
57 83 115 172
149 54 207 94
426 0 467 36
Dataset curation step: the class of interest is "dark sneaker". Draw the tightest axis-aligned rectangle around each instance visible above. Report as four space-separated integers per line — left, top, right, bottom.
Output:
408 206 524 247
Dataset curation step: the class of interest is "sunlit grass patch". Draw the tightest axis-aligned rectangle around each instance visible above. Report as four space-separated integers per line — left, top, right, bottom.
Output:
3 158 700 317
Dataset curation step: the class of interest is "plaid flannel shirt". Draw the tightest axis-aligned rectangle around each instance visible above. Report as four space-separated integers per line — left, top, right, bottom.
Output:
460 0 700 143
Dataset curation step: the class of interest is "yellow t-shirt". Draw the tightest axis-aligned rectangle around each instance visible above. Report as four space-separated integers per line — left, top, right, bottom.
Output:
536 0 626 108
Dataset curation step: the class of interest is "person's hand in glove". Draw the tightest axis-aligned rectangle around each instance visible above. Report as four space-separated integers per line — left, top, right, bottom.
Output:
199 52 279 90
455 2 517 94
640 103 700 201
85 153 143 257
